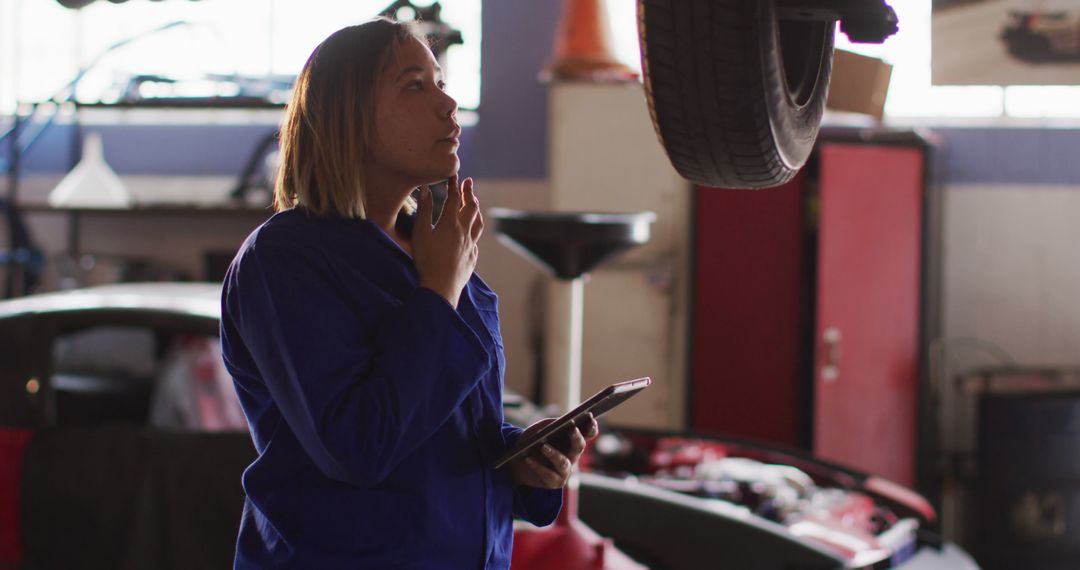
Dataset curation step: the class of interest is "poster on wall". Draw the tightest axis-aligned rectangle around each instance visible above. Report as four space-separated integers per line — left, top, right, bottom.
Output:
933 0 1080 85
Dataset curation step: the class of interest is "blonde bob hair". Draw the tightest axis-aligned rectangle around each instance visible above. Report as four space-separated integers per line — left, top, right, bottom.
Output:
273 19 422 218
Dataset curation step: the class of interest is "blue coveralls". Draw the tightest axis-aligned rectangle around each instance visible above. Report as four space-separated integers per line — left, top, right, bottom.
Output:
221 206 561 569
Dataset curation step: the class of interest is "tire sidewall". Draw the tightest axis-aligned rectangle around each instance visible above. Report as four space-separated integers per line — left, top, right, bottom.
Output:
757 0 835 172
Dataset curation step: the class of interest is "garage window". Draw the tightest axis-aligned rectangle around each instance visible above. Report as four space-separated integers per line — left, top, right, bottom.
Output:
0 0 481 112
603 0 1080 120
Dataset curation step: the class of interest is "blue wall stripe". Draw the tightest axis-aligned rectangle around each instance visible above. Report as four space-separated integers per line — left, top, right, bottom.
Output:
471 1 561 180
10 122 1080 186
934 127 1080 186
13 123 278 176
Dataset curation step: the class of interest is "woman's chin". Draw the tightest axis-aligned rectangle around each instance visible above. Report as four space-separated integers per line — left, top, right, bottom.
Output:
445 157 461 178
429 160 460 184
409 155 459 187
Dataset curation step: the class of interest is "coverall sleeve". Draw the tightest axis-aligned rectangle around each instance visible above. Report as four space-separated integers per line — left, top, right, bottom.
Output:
225 238 491 487
501 422 563 526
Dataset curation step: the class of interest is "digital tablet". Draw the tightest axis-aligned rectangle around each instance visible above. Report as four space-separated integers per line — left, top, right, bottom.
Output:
494 377 651 469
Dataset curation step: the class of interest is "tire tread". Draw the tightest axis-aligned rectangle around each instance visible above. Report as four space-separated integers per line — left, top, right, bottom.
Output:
639 0 833 188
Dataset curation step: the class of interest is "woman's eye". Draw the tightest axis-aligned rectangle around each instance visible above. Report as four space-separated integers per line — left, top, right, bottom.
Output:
408 80 423 90
437 80 447 91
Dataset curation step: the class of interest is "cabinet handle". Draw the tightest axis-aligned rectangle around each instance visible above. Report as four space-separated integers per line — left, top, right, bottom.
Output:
821 327 842 383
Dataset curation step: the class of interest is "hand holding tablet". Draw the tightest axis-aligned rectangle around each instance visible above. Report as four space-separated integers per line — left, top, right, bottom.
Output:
495 377 651 469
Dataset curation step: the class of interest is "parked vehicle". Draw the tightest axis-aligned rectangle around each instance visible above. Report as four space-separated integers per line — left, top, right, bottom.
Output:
1001 1 1080 61
580 431 979 569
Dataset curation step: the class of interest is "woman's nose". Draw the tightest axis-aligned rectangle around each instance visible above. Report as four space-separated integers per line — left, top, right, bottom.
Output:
440 91 458 119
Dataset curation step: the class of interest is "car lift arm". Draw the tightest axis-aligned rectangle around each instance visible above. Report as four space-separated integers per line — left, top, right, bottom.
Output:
777 0 899 44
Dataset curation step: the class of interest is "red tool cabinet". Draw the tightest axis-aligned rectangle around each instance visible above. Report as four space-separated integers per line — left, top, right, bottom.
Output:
689 130 934 488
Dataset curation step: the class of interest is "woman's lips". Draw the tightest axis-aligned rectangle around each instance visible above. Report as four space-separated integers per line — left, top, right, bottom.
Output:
440 127 462 145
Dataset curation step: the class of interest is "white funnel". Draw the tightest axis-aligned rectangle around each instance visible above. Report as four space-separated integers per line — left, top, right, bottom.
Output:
48 132 133 208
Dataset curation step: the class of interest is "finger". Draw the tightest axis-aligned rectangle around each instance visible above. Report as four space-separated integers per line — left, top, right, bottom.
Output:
461 191 480 220
460 178 479 220
415 186 433 232
525 457 564 488
542 443 573 476
565 428 587 461
446 175 462 210
459 176 474 211
582 413 599 440
471 210 484 241
464 177 477 207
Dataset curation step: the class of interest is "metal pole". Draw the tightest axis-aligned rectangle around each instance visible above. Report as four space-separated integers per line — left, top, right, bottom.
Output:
557 276 585 525
566 276 584 411
547 276 587 412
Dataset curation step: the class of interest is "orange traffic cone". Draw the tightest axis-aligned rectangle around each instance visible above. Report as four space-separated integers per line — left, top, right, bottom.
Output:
542 0 638 82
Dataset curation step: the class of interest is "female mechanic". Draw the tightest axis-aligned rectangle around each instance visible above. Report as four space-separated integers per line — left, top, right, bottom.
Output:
220 17 598 569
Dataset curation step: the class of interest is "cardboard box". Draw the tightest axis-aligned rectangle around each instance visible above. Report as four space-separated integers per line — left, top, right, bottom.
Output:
825 49 893 121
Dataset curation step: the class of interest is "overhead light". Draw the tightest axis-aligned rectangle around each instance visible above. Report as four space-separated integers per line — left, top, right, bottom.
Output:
48 133 134 209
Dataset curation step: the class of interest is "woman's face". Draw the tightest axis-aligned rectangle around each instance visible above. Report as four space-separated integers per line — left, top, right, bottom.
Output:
366 36 460 189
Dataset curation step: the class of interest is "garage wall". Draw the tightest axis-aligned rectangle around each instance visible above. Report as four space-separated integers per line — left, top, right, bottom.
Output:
929 128 1080 438
943 185 1080 367
546 82 691 430
933 181 1080 543
936 182 1080 451
8 126 1080 416
5 0 1080 432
